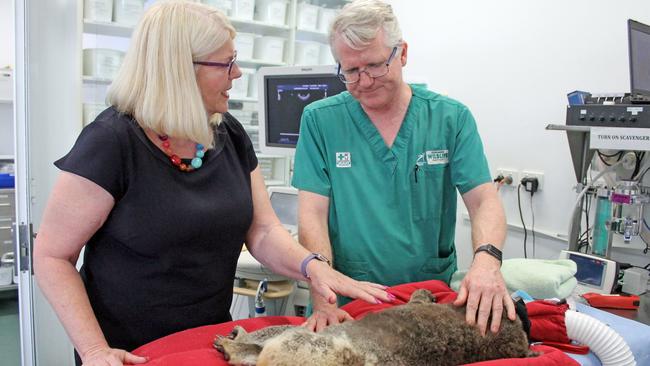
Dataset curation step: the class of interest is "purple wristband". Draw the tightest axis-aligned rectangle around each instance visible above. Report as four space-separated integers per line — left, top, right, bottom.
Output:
300 253 330 279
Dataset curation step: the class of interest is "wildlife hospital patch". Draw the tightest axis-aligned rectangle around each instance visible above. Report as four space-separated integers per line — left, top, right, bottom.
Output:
426 150 449 165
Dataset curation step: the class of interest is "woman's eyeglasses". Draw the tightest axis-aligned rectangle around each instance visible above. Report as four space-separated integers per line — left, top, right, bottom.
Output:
193 51 238 77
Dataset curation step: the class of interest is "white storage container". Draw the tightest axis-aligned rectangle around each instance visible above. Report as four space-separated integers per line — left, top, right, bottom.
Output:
201 0 233 16
294 41 321 65
113 0 144 26
83 48 125 80
0 252 14 285
258 158 274 180
231 67 256 98
245 127 259 151
228 110 257 125
248 73 258 99
83 104 109 125
255 0 287 26
235 33 257 61
319 43 335 65
318 7 338 34
258 157 288 185
0 69 12 101
0 265 11 285
84 0 113 22
253 36 285 63
231 0 255 21
296 2 319 31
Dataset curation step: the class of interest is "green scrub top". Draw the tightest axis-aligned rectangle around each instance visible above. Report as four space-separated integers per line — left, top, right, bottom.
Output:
292 84 491 304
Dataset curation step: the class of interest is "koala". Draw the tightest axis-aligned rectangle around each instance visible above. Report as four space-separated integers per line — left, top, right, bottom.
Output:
214 289 536 366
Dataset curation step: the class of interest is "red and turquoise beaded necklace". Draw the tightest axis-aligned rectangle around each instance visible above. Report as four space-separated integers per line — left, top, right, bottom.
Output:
157 134 205 172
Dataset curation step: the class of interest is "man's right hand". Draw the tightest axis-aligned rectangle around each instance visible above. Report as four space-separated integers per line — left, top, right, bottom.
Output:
303 302 353 332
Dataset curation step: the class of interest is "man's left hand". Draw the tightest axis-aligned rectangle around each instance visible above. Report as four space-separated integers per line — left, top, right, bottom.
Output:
452 254 515 336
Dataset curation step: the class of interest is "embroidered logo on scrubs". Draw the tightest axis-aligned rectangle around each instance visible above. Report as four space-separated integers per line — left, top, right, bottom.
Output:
335 152 352 168
416 153 426 166
426 150 449 165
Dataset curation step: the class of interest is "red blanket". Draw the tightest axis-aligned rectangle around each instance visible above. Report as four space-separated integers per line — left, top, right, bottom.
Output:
129 280 578 365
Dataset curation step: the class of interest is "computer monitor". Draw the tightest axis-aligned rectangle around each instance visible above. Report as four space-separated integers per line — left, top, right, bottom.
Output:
268 186 298 235
628 19 650 100
234 187 298 284
257 65 347 156
559 250 618 294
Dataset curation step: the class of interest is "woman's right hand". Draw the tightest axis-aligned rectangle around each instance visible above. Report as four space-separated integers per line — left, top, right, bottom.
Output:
82 346 148 366
305 260 393 305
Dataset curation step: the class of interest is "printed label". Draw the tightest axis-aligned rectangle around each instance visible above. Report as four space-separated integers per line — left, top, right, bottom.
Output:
336 152 351 168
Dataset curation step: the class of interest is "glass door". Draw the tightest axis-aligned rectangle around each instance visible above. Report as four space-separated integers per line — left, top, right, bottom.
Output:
14 0 82 364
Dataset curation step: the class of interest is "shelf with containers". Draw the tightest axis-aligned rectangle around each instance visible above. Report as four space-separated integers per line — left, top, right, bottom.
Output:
0 70 14 171
0 46 15 288
0 58 15 281
0 161 16 288
81 1 148 126
82 0 346 186
0 154 15 288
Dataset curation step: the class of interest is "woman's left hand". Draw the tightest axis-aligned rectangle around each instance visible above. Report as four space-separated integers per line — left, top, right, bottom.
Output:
305 260 394 304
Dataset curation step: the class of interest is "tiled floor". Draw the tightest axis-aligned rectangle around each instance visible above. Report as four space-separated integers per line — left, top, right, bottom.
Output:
0 290 21 366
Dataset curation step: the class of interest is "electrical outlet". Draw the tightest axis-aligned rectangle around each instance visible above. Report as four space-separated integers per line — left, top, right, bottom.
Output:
521 170 544 191
495 168 519 187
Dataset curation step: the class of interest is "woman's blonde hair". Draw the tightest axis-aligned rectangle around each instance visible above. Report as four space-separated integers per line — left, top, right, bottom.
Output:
107 0 235 148
329 0 402 60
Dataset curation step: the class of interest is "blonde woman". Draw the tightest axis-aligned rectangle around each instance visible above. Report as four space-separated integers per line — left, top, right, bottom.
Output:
33 2 391 365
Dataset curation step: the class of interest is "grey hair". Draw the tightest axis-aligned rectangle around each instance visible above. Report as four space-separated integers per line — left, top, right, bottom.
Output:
328 0 402 59
107 0 235 148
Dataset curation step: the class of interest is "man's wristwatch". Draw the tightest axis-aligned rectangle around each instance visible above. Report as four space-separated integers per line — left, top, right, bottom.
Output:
473 244 502 265
300 253 331 279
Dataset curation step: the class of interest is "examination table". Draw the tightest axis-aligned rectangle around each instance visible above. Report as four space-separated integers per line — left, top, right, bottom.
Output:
126 280 579 365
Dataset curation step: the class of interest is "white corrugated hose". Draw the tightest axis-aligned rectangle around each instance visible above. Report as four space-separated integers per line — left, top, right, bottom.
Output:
565 310 636 366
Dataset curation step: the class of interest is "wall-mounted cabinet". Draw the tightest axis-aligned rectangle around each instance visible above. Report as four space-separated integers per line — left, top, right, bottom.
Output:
81 0 347 186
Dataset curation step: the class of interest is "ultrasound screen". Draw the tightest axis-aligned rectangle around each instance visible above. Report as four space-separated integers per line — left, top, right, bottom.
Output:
264 75 346 148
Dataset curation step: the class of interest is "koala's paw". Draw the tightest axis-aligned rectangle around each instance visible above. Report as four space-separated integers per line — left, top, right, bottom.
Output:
227 325 247 340
213 335 231 360
409 289 437 304
214 327 263 365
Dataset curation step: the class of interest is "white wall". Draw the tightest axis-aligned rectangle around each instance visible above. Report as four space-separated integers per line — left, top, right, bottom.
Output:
388 0 650 269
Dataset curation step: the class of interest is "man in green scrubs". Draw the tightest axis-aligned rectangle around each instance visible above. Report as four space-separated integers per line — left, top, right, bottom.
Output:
292 0 513 336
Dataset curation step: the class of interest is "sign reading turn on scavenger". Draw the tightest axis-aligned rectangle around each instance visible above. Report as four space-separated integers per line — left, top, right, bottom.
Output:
590 127 650 151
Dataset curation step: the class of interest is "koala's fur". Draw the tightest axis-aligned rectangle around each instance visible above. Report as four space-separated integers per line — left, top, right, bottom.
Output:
214 289 536 366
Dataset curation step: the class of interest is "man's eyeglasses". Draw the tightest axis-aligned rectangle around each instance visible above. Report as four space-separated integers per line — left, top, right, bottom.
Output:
337 47 399 84
193 51 238 77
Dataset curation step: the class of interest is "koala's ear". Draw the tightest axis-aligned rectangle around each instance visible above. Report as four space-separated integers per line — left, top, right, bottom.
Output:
513 299 531 342
408 289 437 304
